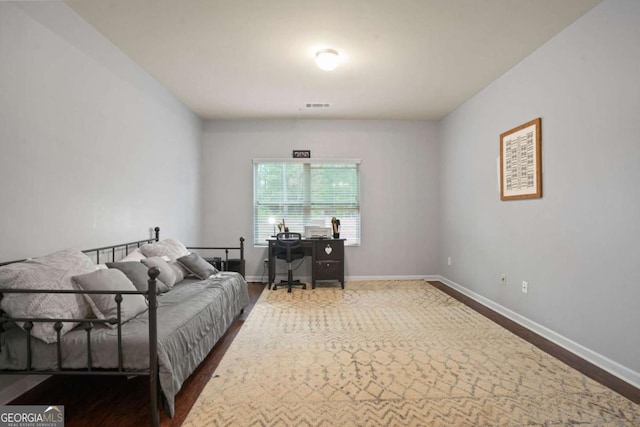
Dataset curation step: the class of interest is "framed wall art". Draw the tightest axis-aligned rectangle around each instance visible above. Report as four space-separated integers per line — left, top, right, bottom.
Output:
500 118 542 201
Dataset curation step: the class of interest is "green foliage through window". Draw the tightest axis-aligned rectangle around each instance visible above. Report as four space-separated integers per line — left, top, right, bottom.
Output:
253 161 360 245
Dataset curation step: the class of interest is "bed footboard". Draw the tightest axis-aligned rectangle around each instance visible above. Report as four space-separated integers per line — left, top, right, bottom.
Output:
0 268 161 426
0 229 163 427
147 267 160 427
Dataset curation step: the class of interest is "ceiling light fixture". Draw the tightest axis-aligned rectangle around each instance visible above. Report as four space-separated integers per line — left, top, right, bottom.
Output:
315 49 340 71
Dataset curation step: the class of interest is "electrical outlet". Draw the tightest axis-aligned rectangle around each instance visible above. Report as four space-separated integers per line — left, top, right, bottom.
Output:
522 281 528 294
501 274 506 285
447 257 452 266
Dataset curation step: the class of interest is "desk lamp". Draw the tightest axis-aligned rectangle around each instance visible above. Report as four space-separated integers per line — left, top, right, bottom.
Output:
268 217 276 237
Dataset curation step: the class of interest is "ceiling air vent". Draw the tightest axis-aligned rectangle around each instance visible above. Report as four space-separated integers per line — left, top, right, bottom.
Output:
305 103 331 109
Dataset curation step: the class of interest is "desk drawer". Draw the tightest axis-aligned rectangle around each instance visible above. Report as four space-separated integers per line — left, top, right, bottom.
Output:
315 260 341 279
315 241 343 260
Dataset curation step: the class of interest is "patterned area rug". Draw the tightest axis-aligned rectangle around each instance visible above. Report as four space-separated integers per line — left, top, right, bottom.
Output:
184 281 640 426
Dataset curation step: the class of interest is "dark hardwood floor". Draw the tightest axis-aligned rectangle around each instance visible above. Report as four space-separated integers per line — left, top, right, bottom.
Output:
427 280 640 405
9 282 266 427
8 280 639 427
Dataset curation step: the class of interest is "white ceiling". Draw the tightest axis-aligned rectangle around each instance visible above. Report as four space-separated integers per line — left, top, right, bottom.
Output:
65 0 601 121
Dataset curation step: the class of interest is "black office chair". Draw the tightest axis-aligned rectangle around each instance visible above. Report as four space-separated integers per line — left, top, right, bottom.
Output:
272 232 306 293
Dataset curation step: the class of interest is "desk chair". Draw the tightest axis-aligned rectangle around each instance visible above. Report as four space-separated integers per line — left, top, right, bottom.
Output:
273 232 306 293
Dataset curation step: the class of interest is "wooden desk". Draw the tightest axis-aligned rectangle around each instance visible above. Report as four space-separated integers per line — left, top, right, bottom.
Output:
267 238 345 289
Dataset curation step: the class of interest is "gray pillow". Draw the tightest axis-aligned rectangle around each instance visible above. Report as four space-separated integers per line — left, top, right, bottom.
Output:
177 253 218 280
140 239 191 281
72 269 148 328
106 261 169 294
140 256 177 288
169 260 188 282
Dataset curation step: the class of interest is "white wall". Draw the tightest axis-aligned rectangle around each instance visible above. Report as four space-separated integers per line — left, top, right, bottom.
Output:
0 2 202 399
202 120 440 281
0 2 203 261
439 0 640 385
3 0 637 404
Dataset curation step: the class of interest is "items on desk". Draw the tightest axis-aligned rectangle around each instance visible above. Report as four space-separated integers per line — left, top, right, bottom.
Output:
269 217 277 237
331 217 340 239
278 219 288 233
304 225 332 239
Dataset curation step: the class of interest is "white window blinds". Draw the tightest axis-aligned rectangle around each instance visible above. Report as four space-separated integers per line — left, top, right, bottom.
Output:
253 159 361 245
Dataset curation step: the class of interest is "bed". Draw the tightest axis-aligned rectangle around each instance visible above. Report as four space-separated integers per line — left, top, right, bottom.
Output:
0 228 249 426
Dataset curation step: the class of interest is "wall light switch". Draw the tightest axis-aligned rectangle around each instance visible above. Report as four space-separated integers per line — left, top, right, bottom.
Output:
447 257 451 266
522 281 528 294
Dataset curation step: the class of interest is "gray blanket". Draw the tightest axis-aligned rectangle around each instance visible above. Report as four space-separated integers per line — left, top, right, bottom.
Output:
0 272 250 416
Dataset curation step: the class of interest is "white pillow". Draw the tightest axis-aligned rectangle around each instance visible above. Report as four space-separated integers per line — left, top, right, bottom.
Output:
0 249 94 343
121 249 146 262
140 238 189 260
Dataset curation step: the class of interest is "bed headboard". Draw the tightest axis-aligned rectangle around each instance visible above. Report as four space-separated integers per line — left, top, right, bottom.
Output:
0 228 246 277
0 227 161 267
81 226 160 264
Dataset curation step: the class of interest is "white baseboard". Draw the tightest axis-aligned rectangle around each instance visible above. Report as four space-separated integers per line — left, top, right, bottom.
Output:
433 275 640 390
246 275 440 283
346 275 440 281
246 275 313 284
0 375 49 405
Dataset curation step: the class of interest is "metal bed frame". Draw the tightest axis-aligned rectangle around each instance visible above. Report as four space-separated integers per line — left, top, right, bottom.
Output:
0 227 245 426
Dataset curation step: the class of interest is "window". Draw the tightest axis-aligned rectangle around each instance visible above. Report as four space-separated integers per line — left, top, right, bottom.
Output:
253 159 361 246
